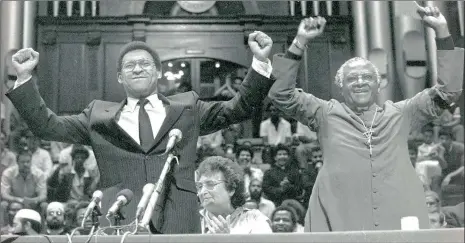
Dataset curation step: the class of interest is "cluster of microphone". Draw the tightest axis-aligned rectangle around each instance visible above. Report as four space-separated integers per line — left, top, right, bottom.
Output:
80 129 183 231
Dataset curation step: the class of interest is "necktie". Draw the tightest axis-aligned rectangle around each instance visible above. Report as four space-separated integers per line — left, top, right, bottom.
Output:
138 98 155 150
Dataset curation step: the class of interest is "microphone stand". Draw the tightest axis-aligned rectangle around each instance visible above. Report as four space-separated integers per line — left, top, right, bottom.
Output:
113 209 126 235
91 205 102 229
139 152 178 229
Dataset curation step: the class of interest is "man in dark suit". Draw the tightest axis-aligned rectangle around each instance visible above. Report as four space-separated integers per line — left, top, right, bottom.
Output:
6 31 274 234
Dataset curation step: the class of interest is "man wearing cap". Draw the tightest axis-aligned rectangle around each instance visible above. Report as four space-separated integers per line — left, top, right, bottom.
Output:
7 31 274 234
43 202 73 235
12 208 42 235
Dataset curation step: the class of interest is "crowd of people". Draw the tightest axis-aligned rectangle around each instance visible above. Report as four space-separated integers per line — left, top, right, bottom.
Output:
0 7 464 237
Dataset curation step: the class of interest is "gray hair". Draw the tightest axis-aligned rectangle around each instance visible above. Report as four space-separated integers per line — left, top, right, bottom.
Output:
334 57 381 87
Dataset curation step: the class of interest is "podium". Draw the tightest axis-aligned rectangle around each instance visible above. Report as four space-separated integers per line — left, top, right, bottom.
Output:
1 228 463 243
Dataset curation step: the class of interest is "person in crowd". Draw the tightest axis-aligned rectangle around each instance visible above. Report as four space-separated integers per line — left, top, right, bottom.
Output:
438 128 464 186
22 129 53 178
1 131 17 170
43 202 73 235
249 178 275 219
301 145 323 207
294 121 318 170
270 206 298 233
429 211 447 229
268 8 463 231
442 202 464 228
416 124 446 194
12 209 42 235
58 143 100 192
425 190 442 214
281 199 306 232
74 201 94 235
1 149 47 213
243 199 259 210
196 156 272 234
434 106 463 142
48 145 99 202
0 201 23 235
260 104 292 145
235 146 264 198
262 144 302 206
7 30 274 234
408 139 419 167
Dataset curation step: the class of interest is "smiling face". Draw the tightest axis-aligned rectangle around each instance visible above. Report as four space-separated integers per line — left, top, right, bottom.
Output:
272 210 294 232
197 171 234 215
340 59 379 108
118 49 159 99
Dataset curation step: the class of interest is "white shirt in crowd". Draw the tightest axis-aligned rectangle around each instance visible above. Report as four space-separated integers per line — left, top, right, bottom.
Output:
260 117 292 145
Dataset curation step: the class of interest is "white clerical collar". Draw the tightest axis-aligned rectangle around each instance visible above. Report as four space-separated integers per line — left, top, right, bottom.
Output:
126 94 163 112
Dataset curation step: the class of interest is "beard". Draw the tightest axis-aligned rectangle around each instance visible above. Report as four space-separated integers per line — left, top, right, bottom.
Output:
249 190 262 201
47 219 63 230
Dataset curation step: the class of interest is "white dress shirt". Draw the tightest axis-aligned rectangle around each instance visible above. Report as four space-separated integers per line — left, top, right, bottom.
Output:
13 56 272 144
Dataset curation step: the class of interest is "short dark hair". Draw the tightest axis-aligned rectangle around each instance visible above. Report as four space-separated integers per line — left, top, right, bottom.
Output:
197 156 246 208
421 123 434 133
272 144 290 158
21 218 42 233
235 145 253 158
117 41 162 73
438 128 453 138
71 145 90 160
281 199 305 225
271 206 297 226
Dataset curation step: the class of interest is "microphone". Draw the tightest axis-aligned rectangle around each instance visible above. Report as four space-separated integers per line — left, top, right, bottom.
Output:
135 183 155 220
106 189 134 217
165 129 182 153
82 190 103 225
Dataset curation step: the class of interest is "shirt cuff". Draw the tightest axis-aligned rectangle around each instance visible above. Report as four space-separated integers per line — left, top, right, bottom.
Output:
436 36 455 50
13 75 33 89
252 56 272 78
284 50 303 60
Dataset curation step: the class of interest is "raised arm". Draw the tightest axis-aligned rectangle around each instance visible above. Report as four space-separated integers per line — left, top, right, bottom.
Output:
5 48 92 145
268 17 330 131
397 7 464 130
198 31 274 136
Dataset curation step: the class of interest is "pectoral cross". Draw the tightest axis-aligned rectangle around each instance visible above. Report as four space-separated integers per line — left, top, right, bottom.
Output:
362 129 374 157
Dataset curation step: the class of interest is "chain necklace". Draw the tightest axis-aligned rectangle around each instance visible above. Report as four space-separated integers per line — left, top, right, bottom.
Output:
355 107 378 157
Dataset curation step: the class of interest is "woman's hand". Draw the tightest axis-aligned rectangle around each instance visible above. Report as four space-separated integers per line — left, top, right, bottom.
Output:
206 215 231 234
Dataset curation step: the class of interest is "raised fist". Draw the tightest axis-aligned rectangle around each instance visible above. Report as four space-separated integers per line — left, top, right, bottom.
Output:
296 16 326 45
12 48 39 81
248 31 273 63
417 6 449 38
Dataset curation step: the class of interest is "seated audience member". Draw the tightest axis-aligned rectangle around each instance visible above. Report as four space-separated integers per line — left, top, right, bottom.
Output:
43 202 73 235
429 211 447 229
416 124 446 195
1 149 47 213
74 201 94 235
425 190 442 214
0 201 23 235
281 199 305 232
12 209 42 235
301 145 323 207
260 104 292 146
48 145 99 202
23 129 53 178
408 139 418 167
293 121 317 170
442 202 464 228
196 156 272 234
438 128 464 186
263 144 302 206
197 130 225 156
235 146 264 197
434 106 464 143
1 131 17 171
58 144 100 191
249 178 275 219
271 206 298 233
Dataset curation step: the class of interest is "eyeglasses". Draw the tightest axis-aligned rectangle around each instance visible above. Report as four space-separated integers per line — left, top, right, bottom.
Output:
47 211 63 216
122 60 155 72
195 180 225 191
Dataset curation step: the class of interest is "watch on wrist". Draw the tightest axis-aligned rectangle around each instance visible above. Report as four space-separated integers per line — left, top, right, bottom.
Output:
292 38 307 50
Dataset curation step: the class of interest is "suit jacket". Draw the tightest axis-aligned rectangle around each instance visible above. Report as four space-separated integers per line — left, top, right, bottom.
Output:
6 68 273 234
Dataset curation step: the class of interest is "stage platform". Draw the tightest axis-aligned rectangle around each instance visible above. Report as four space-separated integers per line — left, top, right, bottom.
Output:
1 228 463 243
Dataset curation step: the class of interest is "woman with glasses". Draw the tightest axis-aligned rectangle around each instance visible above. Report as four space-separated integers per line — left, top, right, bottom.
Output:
196 156 272 234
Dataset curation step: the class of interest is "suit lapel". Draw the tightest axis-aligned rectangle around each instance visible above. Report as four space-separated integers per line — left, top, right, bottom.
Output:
103 100 144 152
150 95 185 151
